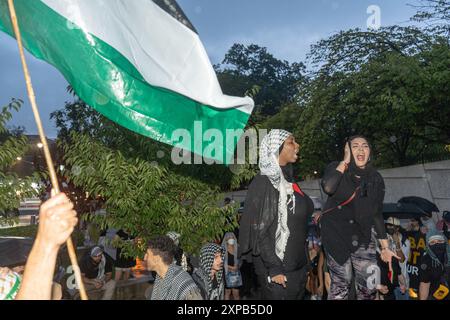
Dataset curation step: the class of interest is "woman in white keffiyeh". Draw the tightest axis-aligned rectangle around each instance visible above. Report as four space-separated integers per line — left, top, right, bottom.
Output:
259 129 296 261
239 129 314 300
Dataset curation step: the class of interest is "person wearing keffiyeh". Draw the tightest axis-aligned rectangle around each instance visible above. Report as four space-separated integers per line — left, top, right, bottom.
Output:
166 231 193 275
145 236 202 300
192 243 225 300
79 246 116 300
418 230 450 300
239 129 314 300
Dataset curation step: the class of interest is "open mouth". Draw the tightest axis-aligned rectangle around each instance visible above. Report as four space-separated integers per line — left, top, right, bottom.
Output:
357 155 365 162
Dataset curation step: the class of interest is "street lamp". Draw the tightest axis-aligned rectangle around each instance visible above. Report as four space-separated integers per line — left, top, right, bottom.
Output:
16 156 22 161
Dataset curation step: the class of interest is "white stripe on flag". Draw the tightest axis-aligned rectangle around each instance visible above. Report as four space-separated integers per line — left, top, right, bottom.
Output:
42 0 253 113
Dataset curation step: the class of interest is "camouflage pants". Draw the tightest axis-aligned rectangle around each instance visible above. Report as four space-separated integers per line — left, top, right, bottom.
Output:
326 240 378 300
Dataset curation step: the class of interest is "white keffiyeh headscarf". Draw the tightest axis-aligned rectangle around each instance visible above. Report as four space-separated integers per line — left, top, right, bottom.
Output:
259 129 295 261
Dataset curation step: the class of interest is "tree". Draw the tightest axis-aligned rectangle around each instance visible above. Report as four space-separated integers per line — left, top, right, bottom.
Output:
60 132 238 256
0 99 37 226
263 103 304 134
308 26 434 75
52 90 241 256
52 87 262 192
411 0 450 38
291 4 450 173
216 44 307 117
293 71 357 177
293 46 450 175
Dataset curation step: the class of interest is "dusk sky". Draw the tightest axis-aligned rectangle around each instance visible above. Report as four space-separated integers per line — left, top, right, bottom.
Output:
0 0 419 138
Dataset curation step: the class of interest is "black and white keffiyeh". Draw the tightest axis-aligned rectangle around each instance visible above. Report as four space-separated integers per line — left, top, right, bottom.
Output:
194 243 224 300
151 263 200 300
259 129 294 261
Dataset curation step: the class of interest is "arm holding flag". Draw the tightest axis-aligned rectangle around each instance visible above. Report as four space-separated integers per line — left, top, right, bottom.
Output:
16 194 78 300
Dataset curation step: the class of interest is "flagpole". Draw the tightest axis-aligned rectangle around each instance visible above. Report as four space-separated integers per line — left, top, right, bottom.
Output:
7 0 88 300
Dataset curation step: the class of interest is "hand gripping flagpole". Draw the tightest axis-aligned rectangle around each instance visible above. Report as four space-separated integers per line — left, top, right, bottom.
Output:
7 0 88 300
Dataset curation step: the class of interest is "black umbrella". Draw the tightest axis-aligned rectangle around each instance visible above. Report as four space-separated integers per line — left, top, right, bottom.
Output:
382 202 429 220
398 196 439 216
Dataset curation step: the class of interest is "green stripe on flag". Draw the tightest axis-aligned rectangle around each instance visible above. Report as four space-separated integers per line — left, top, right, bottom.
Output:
0 0 250 164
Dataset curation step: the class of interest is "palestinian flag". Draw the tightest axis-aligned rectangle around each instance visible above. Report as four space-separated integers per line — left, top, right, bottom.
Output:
0 0 254 164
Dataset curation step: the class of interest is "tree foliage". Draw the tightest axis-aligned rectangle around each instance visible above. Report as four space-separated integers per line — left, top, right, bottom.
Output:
52 91 243 256
0 99 37 226
411 0 450 37
265 1 450 177
50 0 450 255
308 26 434 74
59 132 237 256
216 43 307 117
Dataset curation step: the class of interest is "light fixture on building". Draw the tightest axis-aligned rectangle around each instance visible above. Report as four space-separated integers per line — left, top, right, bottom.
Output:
37 143 43 149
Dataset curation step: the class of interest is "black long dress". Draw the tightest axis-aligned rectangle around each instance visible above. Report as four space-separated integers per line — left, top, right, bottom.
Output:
239 166 314 299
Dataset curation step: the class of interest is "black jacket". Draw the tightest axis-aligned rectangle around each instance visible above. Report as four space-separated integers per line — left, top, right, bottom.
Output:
320 161 387 265
239 174 313 277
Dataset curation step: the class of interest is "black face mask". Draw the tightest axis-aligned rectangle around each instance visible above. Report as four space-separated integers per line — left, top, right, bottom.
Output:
430 243 447 261
386 227 395 236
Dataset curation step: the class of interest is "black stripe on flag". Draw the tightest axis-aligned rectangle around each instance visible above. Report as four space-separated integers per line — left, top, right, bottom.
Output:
152 0 198 34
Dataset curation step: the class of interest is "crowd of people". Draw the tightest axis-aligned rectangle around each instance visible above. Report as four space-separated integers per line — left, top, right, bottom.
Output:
0 130 449 301
236 131 449 301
